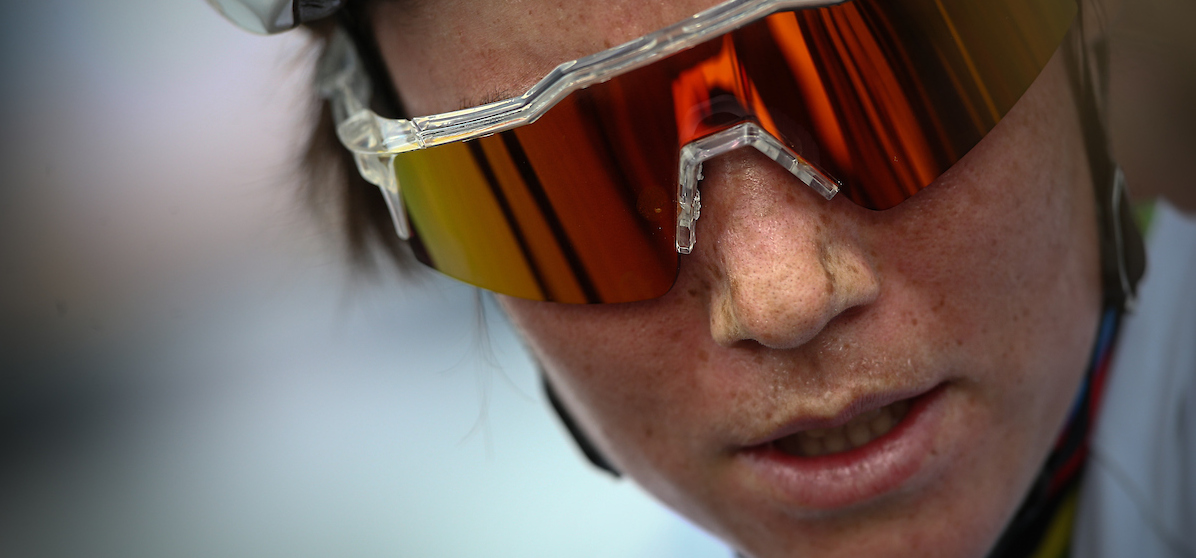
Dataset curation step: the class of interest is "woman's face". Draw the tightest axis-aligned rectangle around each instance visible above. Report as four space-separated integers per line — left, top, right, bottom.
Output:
373 1 1103 556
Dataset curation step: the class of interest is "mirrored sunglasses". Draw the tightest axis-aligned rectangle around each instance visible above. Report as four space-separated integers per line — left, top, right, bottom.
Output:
318 0 1077 303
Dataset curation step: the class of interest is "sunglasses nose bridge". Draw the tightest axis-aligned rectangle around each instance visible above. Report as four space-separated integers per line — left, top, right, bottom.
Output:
675 121 840 254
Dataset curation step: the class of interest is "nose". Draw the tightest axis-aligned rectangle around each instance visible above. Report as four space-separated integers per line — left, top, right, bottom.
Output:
688 149 881 349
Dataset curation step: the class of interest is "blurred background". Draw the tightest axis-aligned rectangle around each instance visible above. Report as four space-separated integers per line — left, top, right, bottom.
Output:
0 1 1191 557
0 2 727 557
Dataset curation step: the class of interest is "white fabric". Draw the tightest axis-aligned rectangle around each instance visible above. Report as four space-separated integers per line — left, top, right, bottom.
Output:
1073 200 1196 558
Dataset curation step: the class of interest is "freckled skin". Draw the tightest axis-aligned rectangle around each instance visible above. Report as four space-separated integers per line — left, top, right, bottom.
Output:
372 1 1103 556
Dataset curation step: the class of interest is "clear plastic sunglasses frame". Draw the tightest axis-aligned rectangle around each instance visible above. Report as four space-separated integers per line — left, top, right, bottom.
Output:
315 0 841 252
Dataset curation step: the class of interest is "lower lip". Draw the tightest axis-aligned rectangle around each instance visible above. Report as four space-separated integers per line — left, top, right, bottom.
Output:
738 385 947 510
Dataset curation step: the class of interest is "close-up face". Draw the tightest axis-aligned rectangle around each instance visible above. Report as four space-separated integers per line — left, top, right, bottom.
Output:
374 1 1103 556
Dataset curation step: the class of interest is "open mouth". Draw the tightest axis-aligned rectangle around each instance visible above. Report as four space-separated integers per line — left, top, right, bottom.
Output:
772 399 912 458
739 385 948 509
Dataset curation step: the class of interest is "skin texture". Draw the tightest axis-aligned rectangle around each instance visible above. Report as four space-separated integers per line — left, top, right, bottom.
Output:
372 1 1104 556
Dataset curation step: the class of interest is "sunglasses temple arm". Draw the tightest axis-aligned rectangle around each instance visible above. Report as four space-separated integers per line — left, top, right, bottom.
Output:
318 30 413 239
373 157 412 240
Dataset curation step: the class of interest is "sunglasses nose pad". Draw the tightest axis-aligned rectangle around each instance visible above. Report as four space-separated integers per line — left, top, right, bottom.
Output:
676 121 840 254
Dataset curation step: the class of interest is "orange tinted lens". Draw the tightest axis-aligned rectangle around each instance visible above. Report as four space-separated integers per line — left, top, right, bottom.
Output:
656 0 1075 209
396 109 678 304
741 0 1077 208
394 0 1075 302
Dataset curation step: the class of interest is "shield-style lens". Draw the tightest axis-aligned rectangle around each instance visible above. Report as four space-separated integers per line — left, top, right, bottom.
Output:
391 0 1076 303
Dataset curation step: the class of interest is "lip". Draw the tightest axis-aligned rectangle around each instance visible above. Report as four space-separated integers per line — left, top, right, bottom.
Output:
736 383 948 510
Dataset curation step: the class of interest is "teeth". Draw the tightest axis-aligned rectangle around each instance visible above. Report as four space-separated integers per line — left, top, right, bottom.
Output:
823 431 848 453
775 399 913 458
870 410 893 435
847 421 872 447
799 435 823 456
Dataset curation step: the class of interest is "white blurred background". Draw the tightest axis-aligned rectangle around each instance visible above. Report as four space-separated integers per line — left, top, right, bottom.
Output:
0 2 727 557
0 1 1191 557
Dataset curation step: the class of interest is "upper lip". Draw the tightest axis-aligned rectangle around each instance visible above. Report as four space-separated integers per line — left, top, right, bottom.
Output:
744 383 939 447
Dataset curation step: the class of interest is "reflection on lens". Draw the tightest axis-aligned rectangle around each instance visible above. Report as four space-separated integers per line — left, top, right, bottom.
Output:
393 0 1075 302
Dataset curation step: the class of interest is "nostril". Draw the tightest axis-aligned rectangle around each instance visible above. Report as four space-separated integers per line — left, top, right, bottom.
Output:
709 267 841 349
705 229 880 350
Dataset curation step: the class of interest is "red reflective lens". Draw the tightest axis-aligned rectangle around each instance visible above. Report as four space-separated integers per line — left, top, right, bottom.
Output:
394 0 1076 302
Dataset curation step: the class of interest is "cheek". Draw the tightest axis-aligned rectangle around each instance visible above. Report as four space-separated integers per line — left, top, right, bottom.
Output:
500 290 771 500
500 296 703 445
868 57 1102 445
881 68 1097 356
